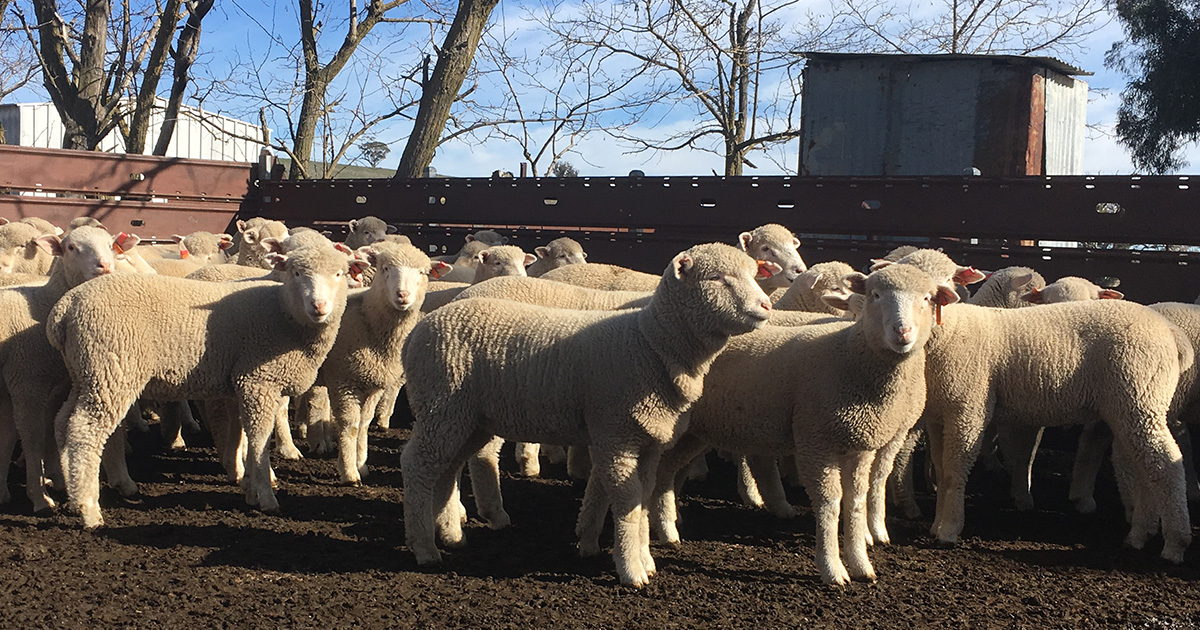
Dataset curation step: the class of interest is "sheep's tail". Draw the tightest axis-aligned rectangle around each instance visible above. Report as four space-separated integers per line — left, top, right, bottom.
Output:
1170 322 1195 374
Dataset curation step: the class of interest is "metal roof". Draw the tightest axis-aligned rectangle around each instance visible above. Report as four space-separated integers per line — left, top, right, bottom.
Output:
796 52 1091 77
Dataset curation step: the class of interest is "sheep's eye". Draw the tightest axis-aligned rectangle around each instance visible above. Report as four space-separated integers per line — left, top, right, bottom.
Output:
760 245 770 252
293 270 301 277
924 295 931 303
871 291 880 300
706 273 723 282
336 271 344 278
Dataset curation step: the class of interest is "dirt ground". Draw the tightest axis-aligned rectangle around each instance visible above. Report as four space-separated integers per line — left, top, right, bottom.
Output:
1 416 1198 629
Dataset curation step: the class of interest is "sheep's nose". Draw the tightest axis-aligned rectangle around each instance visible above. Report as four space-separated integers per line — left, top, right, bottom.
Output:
894 324 914 341
760 299 772 312
793 264 806 275
398 290 411 300
97 261 113 274
312 300 331 315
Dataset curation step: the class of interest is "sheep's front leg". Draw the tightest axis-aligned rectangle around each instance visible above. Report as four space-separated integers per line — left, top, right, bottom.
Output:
795 452 849 585
593 445 650 587
64 388 137 529
841 450 876 581
515 442 541 477
356 390 383 479
239 388 283 513
332 389 366 485
635 448 662 579
274 397 302 460
996 423 1043 511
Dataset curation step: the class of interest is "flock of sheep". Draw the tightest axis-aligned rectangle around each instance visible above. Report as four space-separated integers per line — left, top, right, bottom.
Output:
0 213 1195 588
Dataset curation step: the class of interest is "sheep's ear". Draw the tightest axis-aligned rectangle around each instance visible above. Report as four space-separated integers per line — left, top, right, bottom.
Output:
260 237 286 255
465 234 477 243
869 258 893 271
54 226 64 236
582 252 588 259
266 253 289 271
36 234 64 257
792 236 801 249
535 246 551 259
477 250 491 264
935 284 960 306
348 219 359 232
523 253 537 267
800 272 822 292
243 227 261 245
218 234 234 250
756 260 782 279
1099 289 1124 300
236 219 248 232
171 234 186 244
954 266 986 285
1008 272 1035 290
737 232 753 252
357 246 379 268
0 217 9 225
386 224 398 234
842 272 868 295
116 232 141 250
430 261 452 279
821 293 852 311
671 252 694 279
349 256 372 276
1020 287 1044 304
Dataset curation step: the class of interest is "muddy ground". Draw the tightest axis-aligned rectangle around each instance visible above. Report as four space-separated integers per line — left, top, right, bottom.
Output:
1 417 1198 629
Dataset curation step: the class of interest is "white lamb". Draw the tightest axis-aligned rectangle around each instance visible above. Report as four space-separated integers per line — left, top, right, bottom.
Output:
639 263 958 585
343 216 399 249
399 243 773 587
49 243 351 528
525 237 588 277
419 245 535 312
539 262 661 292
736 223 808 291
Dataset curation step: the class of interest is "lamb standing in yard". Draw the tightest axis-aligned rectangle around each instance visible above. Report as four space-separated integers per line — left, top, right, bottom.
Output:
638 264 958 585
319 242 442 485
49 244 351 529
0 227 134 511
400 243 774 587
525 237 588 277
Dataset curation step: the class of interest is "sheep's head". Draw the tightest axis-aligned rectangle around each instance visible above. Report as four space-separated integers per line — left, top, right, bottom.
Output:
849 264 958 355
67 216 105 233
466 229 507 246
360 242 448 311
659 243 774 336
0 222 46 274
174 231 233 265
345 216 396 249
738 224 806 288
269 244 350 325
793 261 857 316
1022 276 1123 304
534 237 587 271
473 245 536 283
873 249 986 290
240 220 290 268
38 225 119 287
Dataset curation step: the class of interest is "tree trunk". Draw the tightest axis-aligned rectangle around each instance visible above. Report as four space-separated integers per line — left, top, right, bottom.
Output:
394 0 500 178
126 0 182 154
31 0 113 149
290 74 329 179
153 0 215 156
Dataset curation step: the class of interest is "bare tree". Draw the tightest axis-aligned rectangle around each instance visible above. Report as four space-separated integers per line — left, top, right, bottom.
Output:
14 0 190 150
151 0 214 155
0 0 39 143
828 0 1107 57
539 0 820 176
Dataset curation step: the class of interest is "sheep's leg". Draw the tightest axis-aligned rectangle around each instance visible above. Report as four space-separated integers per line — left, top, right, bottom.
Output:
576 455 609 557
301 386 334 455
466 436 510 529
205 400 240 483
101 412 138 498
160 401 195 450
515 442 541 478
51 386 79 490
635 449 661 579
542 445 567 464
566 445 591 480
868 427 913 546
1069 421 1111 514
273 397 302 461
332 389 366 485
997 424 1043 511
1108 414 1191 563
435 433 496 549
930 405 990 545
735 455 764 509
239 389 283 513
400 413 482 566
1170 422 1199 503
356 390 382 479
64 389 138 529
841 450 877 582
649 434 708 545
0 393 16 505
374 382 400 430
1109 440 1145 529
11 383 63 511
888 425 923 519
795 452 849 585
747 455 796 518
592 445 650 588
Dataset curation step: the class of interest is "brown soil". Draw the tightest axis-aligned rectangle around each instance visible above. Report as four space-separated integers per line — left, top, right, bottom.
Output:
2 419 1198 629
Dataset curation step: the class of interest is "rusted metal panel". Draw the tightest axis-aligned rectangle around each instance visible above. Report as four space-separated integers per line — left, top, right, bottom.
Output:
0 145 253 200
0 195 240 239
1026 73 1046 175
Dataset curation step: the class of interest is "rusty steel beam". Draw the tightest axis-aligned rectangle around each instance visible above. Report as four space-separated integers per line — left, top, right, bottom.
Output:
0 195 243 239
0 145 253 201
258 175 1200 246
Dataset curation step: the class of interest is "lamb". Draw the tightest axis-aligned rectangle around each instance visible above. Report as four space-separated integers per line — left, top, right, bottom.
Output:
540 262 661 292
49 243 351 528
1022 276 1124 304
419 245 534 312
638 263 957 585
918 295 1193 562
525 237 588 277
234 219 289 268
0 222 54 275
16 217 62 236
317 242 439 484
343 216 399 249
773 261 856 315
66 217 104 232
178 231 234 265
432 241 489 284
0 227 134 512
399 243 773 587
737 223 807 290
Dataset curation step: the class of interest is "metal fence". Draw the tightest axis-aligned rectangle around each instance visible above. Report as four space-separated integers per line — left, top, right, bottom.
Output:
0 145 254 240
257 174 1200 304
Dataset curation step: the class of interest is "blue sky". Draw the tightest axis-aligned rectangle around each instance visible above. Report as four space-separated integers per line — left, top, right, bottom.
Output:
8 0 1198 176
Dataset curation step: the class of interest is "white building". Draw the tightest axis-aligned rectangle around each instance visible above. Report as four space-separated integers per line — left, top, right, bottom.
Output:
0 100 267 162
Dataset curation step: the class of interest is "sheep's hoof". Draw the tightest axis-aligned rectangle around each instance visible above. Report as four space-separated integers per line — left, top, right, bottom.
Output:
32 496 56 513
767 503 797 519
821 565 851 587
620 572 650 589
1161 543 1188 564
413 550 443 567
1072 497 1097 514
442 536 467 550
483 511 511 530
112 480 140 498
577 541 601 557
1013 495 1035 511
277 446 303 461
1124 532 1149 551
342 477 363 487
375 416 391 430
168 436 187 450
